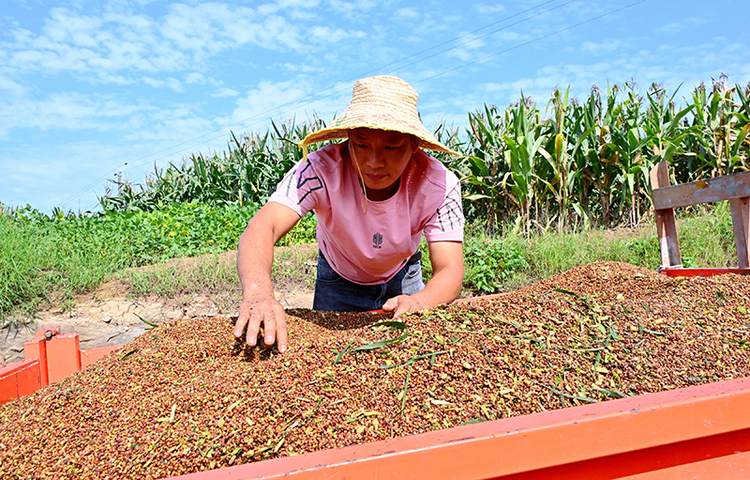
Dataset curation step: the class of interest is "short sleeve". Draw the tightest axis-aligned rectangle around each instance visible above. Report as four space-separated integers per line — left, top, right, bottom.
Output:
423 176 464 242
267 160 324 217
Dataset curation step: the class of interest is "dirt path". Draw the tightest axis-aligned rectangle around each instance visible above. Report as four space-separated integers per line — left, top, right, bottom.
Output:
1 265 314 366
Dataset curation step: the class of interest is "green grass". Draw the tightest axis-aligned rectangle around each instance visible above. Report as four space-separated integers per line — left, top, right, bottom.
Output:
0 202 738 327
0 215 53 320
455 203 737 296
0 202 316 325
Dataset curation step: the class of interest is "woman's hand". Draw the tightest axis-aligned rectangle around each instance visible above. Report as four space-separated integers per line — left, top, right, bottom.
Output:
381 294 428 317
235 202 301 354
234 297 288 352
382 241 464 317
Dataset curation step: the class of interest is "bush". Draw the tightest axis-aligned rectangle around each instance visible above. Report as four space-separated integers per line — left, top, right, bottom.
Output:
463 236 529 293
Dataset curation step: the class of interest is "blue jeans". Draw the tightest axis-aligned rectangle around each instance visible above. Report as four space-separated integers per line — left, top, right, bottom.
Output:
313 251 425 312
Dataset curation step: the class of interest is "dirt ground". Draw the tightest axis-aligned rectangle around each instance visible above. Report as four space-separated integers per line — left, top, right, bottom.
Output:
0 251 315 366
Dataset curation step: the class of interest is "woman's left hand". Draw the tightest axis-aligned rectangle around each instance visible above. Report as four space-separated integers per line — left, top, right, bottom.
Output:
381 295 427 317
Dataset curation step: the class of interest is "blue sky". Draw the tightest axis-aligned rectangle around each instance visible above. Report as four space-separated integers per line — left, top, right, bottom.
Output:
1 0 749 214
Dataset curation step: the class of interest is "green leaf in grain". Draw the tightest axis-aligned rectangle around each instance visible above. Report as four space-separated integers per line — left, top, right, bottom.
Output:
399 369 411 416
459 418 487 426
351 332 408 352
333 340 356 365
134 312 158 329
549 288 581 299
371 320 407 330
121 348 138 359
592 386 630 398
535 382 598 403
379 350 447 370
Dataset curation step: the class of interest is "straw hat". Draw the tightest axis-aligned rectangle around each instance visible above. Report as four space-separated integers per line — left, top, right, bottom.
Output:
299 75 460 157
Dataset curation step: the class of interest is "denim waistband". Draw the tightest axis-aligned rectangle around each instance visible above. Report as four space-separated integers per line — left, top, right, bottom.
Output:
319 250 422 267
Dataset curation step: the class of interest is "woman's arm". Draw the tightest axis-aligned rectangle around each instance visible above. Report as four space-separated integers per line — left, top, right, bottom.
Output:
234 202 301 353
381 240 464 317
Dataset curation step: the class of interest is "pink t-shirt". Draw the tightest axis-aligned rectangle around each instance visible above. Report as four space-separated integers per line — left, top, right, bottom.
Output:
269 142 464 285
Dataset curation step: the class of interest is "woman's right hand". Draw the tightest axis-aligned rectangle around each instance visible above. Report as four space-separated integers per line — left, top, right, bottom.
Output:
234 297 288 353
235 202 302 354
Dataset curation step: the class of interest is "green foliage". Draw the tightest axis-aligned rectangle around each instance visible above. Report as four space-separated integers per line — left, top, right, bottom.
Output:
456 79 750 234
95 78 749 241
676 203 735 268
0 203 317 325
463 236 529 293
0 201 737 323
127 253 240 298
522 227 661 282
0 214 54 319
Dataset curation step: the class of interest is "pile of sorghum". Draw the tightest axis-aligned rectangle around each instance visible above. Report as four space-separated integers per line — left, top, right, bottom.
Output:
1 261 748 479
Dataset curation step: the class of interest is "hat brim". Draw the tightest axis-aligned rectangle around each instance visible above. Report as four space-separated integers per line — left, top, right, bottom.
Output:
300 114 460 156
300 75 461 157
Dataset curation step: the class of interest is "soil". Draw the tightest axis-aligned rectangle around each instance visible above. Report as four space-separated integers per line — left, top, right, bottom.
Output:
0 249 315 366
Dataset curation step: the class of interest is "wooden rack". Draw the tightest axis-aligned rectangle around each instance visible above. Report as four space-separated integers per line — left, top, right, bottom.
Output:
650 160 750 276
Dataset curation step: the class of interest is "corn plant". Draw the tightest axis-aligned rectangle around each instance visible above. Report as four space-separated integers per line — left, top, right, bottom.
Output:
97 80 750 236
502 95 549 236
460 104 512 233
99 117 326 212
602 84 651 227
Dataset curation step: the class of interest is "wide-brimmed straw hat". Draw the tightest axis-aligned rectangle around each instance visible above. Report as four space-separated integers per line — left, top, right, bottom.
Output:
299 75 460 157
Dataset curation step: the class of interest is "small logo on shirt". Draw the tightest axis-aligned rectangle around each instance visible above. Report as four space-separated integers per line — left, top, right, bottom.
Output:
372 233 383 249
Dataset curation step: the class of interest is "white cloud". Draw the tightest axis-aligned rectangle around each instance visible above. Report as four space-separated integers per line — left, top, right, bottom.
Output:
160 3 307 54
186 72 205 84
223 80 313 128
0 2 329 87
327 0 385 19
307 25 364 45
473 4 506 15
0 74 26 96
161 3 239 53
2 9 186 79
282 63 322 73
216 79 351 134
0 93 105 135
128 114 216 143
656 17 707 34
0 88 213 143
581 39 623 55
257 0 320 18
394 7 419 20
447 32 488 62
211 87 238 98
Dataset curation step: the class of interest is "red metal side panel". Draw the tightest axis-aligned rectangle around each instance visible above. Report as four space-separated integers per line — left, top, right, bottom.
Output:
45 333 81 384
616 450 750 479
165 377 750 480
15 359 42 397
0 359 41 405
80 345 124 369
660 267 750 277
24 338 49 387
0 363 21 404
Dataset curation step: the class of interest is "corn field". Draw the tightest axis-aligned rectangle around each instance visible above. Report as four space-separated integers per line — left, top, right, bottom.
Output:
99 117 326 212
100 77 750 234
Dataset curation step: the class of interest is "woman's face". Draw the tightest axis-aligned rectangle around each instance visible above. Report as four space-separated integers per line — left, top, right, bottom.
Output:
348 128 419 201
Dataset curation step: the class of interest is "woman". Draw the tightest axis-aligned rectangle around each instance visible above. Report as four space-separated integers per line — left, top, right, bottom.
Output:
235 75 464 353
